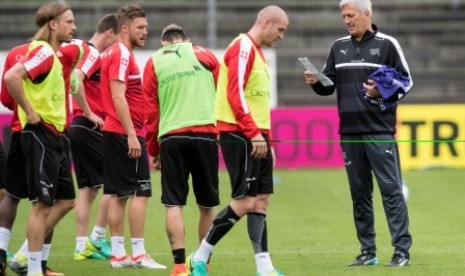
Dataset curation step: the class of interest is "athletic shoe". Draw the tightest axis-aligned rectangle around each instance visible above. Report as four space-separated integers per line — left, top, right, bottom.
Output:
187 253 208 276
8 253 28 275
0 249 6 276
86 239 111 259
44 267 65 276
6 251 14 263
131 254 166 269
73 249 104 261
74 249 90 261
186 253 211 273
348 251 378 266
169 263 189 276
109 255 131 268
257 269 285 276
387 251 410 267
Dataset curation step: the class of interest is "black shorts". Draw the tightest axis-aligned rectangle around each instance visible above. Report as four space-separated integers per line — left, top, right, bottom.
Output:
103 132 151 198
57 133 76 200
159 133 219 207
21 124 75 205
4 132 27 199
69 116 104 189
219 132 273 199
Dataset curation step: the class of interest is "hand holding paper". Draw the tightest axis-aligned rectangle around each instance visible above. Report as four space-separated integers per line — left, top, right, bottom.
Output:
299 57 334 87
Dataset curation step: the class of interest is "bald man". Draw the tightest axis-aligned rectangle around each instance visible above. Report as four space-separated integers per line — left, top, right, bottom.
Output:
188 5 288 276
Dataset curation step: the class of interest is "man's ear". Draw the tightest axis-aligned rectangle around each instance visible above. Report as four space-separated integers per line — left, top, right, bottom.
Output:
120 23 129 34
106 29 115 37
49 19 58 31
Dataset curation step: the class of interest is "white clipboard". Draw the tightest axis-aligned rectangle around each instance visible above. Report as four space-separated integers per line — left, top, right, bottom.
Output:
298 57 334 87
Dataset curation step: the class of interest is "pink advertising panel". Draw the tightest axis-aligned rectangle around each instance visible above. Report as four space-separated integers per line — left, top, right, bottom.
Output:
270 107 343 168
0 108 344 168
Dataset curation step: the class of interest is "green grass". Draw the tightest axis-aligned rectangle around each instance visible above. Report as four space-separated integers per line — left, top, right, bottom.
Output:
7 169 465 275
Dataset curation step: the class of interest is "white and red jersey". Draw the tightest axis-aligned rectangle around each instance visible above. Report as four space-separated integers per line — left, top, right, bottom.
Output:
22 44 55 82
101 41 145 136
58 40 83 129
0 43 29 132
72 41 105 118
216 34 272 142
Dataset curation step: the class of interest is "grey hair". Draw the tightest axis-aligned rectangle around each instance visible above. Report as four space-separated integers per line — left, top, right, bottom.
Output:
339 0 372 14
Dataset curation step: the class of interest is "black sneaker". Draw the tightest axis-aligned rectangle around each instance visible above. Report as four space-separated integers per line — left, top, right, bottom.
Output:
387 251 410 267
348 251 379 266
0 249 6 276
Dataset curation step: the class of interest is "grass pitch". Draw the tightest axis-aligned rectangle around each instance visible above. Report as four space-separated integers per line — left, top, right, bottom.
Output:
7 168 465 275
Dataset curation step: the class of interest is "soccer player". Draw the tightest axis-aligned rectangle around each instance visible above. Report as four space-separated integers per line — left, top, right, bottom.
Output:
3 2 77 275
189 5 289 276
143 23 220 276
0 42 34 276
304 0 413 267
69 14 118 261
100 4 165 269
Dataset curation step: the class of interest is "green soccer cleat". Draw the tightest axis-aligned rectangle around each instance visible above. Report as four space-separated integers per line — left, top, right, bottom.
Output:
257 269 285 276
74 250 90 261
8 253 28 275
187 252 208 276
87 239 111 259
6 251 13 263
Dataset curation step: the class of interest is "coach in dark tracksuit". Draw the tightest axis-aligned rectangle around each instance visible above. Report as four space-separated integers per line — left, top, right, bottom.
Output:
304 0 412 267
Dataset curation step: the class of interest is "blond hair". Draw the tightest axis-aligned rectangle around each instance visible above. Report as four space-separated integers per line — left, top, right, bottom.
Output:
33 1 70 42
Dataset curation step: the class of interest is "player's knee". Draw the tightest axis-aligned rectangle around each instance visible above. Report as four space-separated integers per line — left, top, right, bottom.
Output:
56 199 75 213
253 195 270 214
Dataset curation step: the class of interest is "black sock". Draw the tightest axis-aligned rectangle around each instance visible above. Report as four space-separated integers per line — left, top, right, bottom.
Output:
261 217 268 252
205 205 241 246
247 213 267 254
41 260 47 273
0 249 6 267
172 248 185 264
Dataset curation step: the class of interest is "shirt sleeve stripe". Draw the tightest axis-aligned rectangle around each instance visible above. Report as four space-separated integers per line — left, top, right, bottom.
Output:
23 46 54 72
80 47 100 76
117 42 130 82
237 38 253 114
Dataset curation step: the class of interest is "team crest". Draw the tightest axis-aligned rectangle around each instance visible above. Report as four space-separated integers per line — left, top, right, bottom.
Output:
370 48 380 56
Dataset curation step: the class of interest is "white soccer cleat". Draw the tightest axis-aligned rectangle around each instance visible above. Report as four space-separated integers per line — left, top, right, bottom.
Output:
110 255 131 268
131 254 166 269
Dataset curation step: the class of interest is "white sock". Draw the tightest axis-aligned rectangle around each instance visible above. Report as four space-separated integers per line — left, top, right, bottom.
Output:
193 239 214 263
255 252 274 275
75 237 88 252
27 251 42 275
17 240 28 258
110 236 126 258
0 227 11 250
131 238 145 258
42 244 51 261
90 226 106 241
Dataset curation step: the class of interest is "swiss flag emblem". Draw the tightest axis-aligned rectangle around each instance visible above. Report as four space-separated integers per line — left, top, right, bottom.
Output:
240 50 249 60
121 58 129 66
38 52 48 60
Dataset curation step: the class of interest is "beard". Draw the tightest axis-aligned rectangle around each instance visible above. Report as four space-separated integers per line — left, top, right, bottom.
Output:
130 35 145 48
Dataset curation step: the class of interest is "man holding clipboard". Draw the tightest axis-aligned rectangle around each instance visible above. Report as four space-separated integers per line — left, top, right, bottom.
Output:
303 0 413 268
